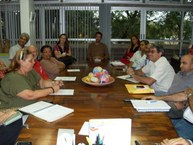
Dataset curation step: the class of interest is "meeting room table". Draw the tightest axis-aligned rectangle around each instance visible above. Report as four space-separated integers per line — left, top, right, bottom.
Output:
17 60 178 145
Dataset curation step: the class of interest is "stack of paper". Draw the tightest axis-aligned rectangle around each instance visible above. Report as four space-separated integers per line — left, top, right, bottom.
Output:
117 75 139 83
19 101 74 122
125 84 155 94
130 100 171 112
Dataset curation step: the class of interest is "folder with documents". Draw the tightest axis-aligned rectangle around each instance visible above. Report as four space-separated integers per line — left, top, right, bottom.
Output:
130 100 171 112
0 110 23 126
19 101 74 122
125 84 155 94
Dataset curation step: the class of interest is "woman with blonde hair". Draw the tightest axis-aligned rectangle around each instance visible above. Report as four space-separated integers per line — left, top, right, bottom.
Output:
0 49 63 109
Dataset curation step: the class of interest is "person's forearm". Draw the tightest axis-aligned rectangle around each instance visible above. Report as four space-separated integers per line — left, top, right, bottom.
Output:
18 88 54 100
133 75 155 86
159 92 187 102
40 79 54 88
134 69 144 76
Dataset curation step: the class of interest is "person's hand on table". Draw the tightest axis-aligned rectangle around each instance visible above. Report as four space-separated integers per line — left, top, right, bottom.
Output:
161 137 191 145
142 95 159 100
54 80 64 87
127 67 134 75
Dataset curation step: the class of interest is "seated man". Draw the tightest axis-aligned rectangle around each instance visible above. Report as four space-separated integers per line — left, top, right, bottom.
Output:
27 45 50 80
87 31 109 61
143 88 193 139
128 44 175 95
129 40 149 69
9 33 30 61
167 54 193 95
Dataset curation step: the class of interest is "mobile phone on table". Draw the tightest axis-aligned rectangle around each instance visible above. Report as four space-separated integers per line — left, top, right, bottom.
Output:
15 141 32 145
136 85 145 88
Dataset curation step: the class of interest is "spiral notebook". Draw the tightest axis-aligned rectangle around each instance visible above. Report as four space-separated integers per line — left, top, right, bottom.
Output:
130 100 171 112
19 101 74 122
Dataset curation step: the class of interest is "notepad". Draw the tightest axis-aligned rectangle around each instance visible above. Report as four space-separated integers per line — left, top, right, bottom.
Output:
130 100 171 112
89 118 131 145
19 101 74 122
55 77 76 81
50 89 74 95
125 84 155 94
117 75 139 83
67 69 80 72
110 61 125 67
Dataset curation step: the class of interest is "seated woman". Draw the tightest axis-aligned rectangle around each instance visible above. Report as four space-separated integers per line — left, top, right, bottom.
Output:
0 49 63 109
53 33 76 66
120 34 140 65
40 45 65 80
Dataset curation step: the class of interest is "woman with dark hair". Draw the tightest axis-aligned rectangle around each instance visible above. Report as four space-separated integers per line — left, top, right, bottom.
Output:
40 45 65 80
53 33 75 66
0 49 63 109
120 34 140 65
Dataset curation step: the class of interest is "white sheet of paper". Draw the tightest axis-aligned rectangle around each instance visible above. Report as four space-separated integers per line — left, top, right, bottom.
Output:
56 129 75 145
78 121 89 136
110 61 125 66
55 77 76 81
50 89 74 95
67 69 80 72
117 75 139 83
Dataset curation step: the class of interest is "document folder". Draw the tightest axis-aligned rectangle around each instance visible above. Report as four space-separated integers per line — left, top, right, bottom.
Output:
131 100 171 112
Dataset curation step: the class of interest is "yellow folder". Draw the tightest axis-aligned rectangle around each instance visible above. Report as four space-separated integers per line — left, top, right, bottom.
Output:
125 84 155 94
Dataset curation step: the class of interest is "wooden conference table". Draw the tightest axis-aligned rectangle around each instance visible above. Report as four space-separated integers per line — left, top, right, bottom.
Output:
18 61 178 145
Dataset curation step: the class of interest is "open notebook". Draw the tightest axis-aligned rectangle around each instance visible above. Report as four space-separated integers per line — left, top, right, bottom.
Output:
19 101 74 122
130 100 171 112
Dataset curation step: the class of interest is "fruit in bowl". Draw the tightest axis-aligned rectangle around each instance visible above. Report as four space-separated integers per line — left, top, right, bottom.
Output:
85 66 111 84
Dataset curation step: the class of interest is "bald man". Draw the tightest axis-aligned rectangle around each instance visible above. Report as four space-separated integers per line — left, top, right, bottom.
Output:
27 45 50 80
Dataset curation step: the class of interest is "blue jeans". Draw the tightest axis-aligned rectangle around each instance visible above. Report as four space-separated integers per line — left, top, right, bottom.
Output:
172 118 193 139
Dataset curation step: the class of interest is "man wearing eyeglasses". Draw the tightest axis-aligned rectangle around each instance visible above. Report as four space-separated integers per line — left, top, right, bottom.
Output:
128 44 175 96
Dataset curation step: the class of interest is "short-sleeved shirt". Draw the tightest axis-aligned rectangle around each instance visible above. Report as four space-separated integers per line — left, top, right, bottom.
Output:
40 57 62 80
33 60 49 80
167 70 193 95
9 44 22 60
87 42 109 60
130 50 147 69
142 57 175 93
0 69 41 109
